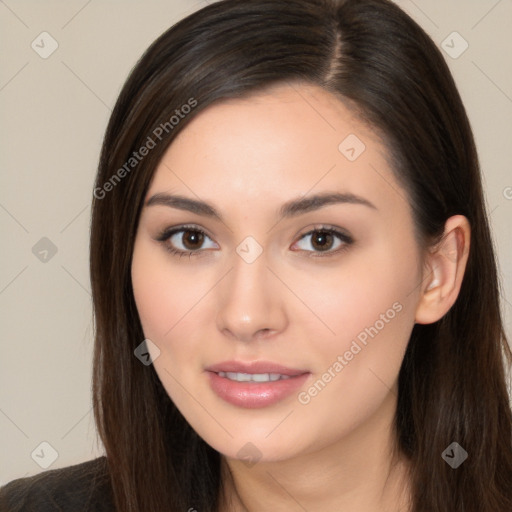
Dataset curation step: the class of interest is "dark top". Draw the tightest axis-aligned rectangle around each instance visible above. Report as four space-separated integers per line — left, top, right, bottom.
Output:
0 457 115 511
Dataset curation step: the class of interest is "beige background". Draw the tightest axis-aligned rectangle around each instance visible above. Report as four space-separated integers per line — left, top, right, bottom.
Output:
1 0 511 484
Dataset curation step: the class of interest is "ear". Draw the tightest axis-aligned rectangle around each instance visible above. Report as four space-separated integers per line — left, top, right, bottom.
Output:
415 215 471 324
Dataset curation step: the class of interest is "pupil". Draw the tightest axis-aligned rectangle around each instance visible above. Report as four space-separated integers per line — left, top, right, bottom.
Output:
312 231 332 251
183 230 203 250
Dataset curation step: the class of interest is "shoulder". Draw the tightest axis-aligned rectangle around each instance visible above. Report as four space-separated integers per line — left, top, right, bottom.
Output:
0 456 115 512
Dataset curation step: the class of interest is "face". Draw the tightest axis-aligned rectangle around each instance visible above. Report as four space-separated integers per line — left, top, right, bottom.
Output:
131 82 425 463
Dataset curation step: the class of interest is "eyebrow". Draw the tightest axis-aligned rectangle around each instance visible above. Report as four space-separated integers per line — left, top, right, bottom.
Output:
145 191 377 222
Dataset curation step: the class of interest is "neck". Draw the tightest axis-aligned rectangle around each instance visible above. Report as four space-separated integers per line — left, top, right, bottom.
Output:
219 388 412 512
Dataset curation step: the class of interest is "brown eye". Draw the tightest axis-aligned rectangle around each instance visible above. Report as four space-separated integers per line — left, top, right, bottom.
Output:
292 227 353 256
181 230 205 250
156 225 218 257
310 231 335 251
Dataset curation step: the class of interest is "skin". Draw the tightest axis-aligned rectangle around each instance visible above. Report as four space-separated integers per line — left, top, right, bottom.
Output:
131 82 470 511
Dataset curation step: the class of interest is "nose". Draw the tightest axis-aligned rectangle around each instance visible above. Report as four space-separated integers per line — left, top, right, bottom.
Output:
215 249 288 343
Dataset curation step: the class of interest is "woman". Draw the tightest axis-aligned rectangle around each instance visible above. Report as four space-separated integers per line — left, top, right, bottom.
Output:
2 0 511 510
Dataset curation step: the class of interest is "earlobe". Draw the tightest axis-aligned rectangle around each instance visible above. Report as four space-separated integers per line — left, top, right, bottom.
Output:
415 215 471 325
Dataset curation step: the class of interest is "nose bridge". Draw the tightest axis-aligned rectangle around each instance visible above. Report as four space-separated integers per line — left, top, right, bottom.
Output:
215 244 286 340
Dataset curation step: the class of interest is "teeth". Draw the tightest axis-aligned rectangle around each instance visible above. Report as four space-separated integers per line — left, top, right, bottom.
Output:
217 371 291 382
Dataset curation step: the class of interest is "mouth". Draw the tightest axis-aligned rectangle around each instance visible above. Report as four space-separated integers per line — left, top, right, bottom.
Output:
205 360 310 408
216 371 292 382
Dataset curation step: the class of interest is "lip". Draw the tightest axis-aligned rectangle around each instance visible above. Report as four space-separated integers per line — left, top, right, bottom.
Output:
205 360 310 409
205 360 308 376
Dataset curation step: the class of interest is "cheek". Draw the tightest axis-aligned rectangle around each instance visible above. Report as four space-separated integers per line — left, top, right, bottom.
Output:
293 249 418 442
131 241 198 341
131 240 224 398
330 245 419 389
294 238 420 359
131 245 203 403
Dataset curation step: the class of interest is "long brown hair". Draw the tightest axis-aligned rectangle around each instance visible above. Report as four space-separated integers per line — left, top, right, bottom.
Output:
90 0 512 510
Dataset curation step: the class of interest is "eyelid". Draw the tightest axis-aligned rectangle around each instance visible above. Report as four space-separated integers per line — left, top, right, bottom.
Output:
156 223 214 243
295 223 352 240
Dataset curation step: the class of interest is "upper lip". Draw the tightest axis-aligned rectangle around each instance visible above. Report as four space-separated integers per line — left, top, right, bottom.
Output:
205 360 309 377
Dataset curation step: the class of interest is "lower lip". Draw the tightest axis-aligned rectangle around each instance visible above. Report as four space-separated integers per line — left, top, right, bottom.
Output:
207 371 310 408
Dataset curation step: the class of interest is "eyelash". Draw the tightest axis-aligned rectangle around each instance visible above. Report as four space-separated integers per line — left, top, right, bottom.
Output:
156 224 354 259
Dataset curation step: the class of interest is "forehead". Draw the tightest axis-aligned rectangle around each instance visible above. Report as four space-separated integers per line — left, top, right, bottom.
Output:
147 83 407 221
